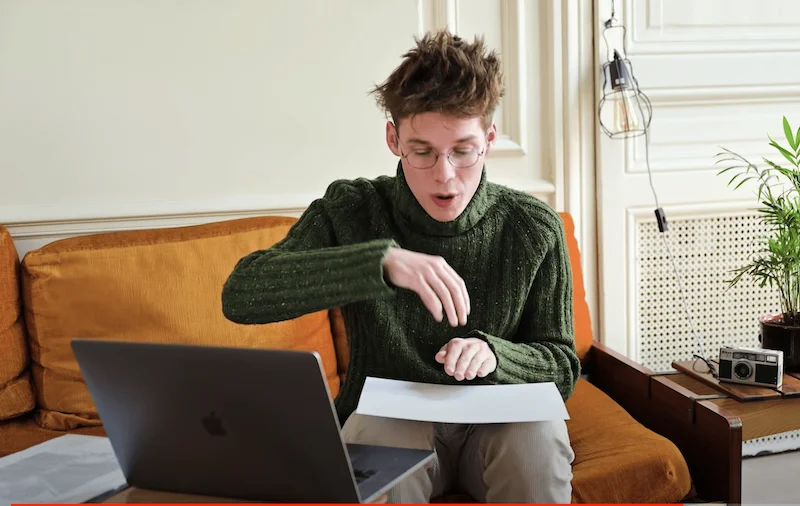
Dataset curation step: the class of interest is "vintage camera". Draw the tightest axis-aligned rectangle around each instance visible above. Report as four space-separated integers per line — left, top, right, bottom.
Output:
718 346 783 388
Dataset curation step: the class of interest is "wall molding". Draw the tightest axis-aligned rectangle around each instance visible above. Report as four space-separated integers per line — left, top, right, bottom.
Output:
643 84 800 104
0 191 322 228
561 0 599 340
4 178 556 256
421 0 528 156
627 0 800 55
545 0 565 210
495 0 528 156
621 89 800 175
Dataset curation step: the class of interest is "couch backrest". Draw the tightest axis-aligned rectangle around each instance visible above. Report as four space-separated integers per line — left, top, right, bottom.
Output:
19 217 340 430
0 211 593 429
559 213 594 361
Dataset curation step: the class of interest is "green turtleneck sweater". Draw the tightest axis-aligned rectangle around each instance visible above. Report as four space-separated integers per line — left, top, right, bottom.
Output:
221 163 580 424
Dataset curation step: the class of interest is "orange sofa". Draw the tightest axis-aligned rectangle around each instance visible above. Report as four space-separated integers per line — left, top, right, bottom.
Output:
0 213 739 503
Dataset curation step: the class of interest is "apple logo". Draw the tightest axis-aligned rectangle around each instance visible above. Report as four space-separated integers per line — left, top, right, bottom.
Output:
201 411 226 436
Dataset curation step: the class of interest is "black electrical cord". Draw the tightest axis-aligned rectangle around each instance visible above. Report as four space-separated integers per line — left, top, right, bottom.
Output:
642 127 718 377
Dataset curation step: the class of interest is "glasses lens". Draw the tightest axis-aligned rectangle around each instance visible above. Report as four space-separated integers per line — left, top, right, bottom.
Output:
404 148 482 169
407 152 437 169
449 149 479 168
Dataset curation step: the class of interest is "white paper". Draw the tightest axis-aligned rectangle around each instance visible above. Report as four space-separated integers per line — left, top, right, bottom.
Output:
0 434 127 506
355 377 570 424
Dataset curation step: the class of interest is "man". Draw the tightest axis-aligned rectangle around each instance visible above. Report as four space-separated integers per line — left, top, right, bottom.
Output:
222 30 579 503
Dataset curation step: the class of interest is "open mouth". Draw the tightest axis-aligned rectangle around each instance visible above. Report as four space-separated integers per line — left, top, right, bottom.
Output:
432 193 458 208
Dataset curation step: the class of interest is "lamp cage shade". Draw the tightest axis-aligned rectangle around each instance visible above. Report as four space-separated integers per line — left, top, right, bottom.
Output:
598 50 652 139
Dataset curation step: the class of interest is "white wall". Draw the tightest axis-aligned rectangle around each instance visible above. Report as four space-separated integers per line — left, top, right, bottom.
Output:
0 0 594 271
0 1 419 214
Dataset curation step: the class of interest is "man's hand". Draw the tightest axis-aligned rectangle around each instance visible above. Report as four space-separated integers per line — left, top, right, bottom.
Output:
383 248 470 327
435 338 496 381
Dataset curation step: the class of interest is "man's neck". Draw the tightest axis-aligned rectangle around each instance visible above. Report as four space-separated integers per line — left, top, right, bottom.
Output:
391 162 496 237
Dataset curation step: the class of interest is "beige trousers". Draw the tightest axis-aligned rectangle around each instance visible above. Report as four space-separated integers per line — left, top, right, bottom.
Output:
341 414 575 504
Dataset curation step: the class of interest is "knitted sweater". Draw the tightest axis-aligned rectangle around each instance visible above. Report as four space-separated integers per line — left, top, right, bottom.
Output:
222 163 580 424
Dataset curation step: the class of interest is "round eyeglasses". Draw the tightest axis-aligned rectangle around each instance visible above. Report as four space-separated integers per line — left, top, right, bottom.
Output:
399 145 486 170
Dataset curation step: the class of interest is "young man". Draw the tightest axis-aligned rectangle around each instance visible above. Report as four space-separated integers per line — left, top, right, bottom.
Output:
222 30 579 503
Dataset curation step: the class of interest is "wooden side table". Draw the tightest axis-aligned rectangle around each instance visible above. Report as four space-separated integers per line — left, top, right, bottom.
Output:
670 360 800 444
643 360 800 505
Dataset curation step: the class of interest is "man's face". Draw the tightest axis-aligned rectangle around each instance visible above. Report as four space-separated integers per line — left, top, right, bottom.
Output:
386 112 496 222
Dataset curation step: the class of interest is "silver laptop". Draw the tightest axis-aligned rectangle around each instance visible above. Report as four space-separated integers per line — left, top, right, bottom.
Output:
71 339 434 503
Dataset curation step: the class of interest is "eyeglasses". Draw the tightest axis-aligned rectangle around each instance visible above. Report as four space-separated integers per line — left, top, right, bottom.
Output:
399 141 487 170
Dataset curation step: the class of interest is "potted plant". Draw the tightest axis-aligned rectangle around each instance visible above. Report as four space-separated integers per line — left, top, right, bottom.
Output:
716 116 800 372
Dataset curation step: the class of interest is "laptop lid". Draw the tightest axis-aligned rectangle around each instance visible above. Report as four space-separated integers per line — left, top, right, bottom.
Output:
71 339 363 503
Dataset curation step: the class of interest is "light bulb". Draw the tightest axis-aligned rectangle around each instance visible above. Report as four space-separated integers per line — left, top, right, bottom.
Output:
612 89 640 133
606 50 643 135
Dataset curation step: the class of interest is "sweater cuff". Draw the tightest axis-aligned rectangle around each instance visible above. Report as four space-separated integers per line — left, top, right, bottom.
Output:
482 334 530 384
367 239 400 296
459 330 533 384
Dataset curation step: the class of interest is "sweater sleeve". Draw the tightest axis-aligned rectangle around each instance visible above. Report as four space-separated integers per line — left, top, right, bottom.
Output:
467 219 581 401
221 185 397 324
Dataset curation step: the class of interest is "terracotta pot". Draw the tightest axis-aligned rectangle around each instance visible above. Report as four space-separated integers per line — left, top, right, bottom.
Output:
759 313 800 372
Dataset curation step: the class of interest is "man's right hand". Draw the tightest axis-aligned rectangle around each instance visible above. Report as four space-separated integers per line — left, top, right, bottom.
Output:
383 248 470 327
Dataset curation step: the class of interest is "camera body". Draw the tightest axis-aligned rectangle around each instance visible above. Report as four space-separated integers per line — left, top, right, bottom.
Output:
718 346 783 388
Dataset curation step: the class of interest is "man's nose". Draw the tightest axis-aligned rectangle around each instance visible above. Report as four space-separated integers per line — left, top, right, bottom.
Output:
432 155 456 183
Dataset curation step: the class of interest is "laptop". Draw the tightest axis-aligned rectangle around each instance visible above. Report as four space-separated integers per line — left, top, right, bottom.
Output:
70 339 435 503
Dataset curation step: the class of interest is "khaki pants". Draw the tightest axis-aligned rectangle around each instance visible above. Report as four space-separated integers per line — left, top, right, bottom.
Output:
341 414 575 504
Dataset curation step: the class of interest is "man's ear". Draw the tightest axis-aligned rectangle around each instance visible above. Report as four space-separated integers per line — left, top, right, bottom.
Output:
386 121 401 157
485 122 498 155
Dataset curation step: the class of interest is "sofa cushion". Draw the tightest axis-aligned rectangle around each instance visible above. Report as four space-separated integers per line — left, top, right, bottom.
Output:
21 216 340 430
557 213 592 363
566 378 692 503
0 226 35 420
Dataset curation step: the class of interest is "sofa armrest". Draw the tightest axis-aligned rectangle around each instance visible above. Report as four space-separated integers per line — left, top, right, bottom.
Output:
584 341 654 422
584 342 742 504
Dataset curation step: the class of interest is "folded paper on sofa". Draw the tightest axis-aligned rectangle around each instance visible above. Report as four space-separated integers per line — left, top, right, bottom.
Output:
355 377 570 424
0 434 127 506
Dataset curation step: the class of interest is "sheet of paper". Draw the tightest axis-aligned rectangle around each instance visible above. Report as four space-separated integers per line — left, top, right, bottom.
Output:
0 434 127 506
355 377 570 424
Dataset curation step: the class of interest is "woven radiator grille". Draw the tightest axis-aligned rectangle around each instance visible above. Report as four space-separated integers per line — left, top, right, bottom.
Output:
636 213 781 373
743 430 800 457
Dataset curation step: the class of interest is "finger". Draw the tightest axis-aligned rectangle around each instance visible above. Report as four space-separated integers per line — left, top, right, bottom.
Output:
444 339 464 376
442 262 470 318
464 355 485 380
454 344 479 381
476 354 497 377
414 275 444 322
435 345 447 364
434 262 467 326
426 267 458 327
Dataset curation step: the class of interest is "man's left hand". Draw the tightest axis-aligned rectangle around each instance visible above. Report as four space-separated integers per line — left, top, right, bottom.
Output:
435 337 497 381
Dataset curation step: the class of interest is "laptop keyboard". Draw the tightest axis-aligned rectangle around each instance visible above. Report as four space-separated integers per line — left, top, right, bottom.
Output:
353 469 376 484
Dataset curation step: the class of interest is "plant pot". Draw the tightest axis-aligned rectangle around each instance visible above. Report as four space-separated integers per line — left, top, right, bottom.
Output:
759 314 800 372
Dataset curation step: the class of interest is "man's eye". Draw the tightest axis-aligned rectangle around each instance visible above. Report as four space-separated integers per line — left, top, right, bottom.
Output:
454 150 473 155
415 150 433 156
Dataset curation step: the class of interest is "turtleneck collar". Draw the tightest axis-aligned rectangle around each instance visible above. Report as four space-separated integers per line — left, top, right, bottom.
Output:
392 161 497 237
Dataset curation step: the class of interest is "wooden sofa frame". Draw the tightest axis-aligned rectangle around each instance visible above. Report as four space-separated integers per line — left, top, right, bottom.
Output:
585 341 742 504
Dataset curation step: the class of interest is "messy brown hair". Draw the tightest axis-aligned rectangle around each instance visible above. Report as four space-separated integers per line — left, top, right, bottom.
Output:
371 30 504 130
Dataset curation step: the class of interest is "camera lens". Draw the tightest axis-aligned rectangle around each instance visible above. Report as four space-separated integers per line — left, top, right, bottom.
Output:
734 361 752 380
